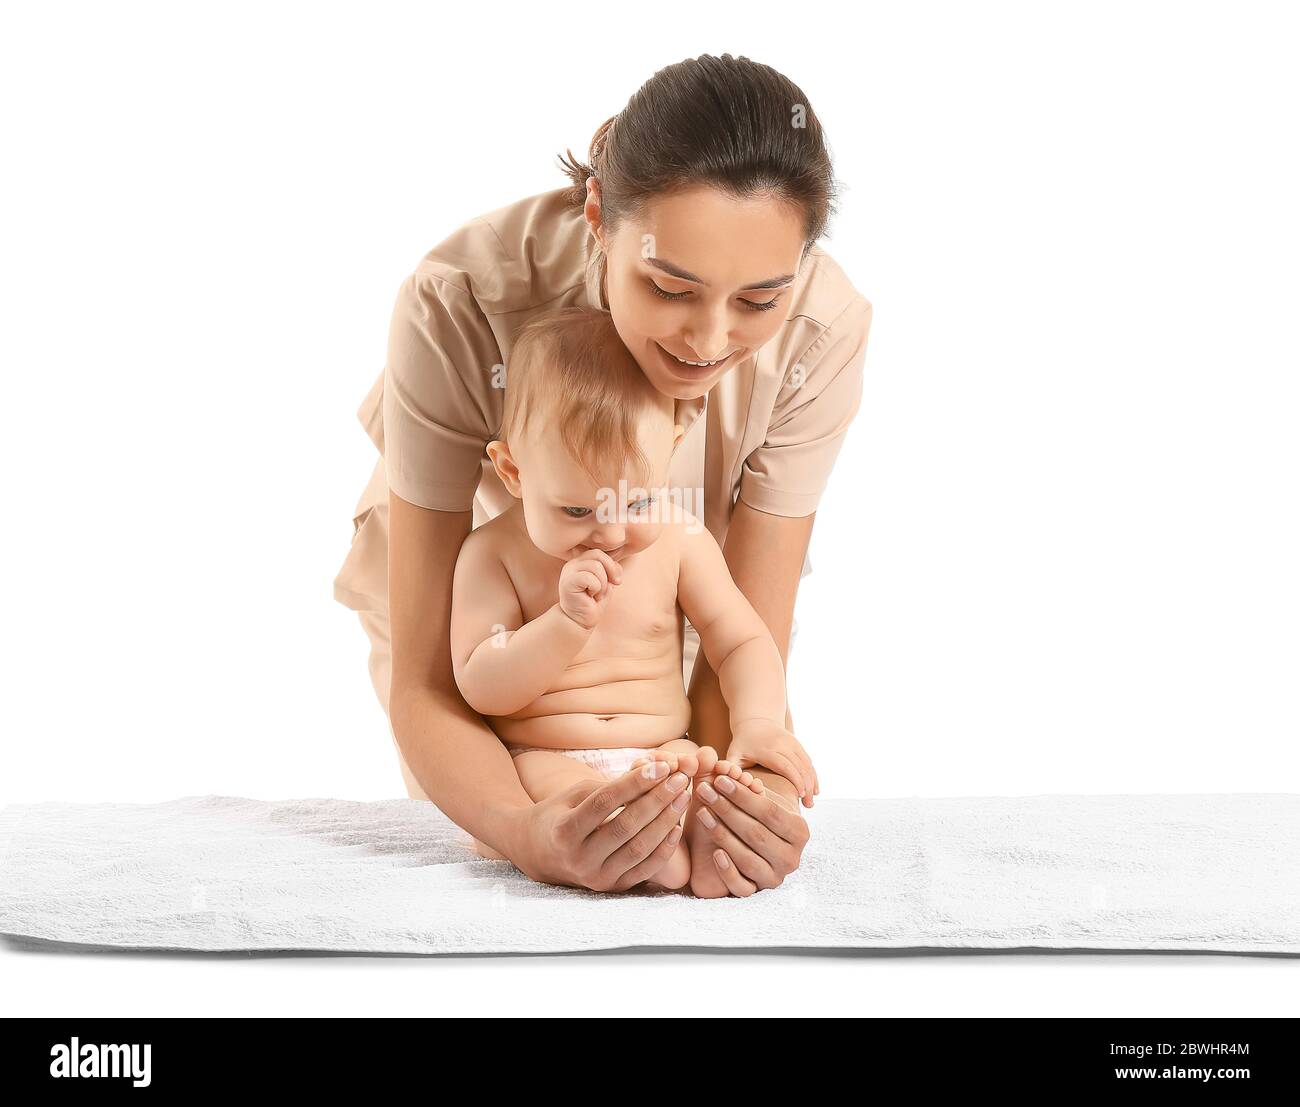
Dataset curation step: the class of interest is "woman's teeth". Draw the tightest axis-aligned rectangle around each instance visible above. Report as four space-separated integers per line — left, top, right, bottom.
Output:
662 344 730 367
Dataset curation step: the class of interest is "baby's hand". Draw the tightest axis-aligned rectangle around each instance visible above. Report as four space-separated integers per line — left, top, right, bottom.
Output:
726 719 818 808
557 550 623 629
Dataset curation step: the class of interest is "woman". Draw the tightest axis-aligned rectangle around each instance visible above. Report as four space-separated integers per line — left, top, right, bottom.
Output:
333 53 872 898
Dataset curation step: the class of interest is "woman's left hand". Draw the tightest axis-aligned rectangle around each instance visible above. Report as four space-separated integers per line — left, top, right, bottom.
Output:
685 764 810 897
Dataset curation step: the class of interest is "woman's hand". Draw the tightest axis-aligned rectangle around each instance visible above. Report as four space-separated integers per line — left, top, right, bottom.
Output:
684 761 811 897
511 757 693 892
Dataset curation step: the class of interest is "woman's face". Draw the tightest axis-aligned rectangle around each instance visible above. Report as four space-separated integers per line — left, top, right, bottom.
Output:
589 183 808 401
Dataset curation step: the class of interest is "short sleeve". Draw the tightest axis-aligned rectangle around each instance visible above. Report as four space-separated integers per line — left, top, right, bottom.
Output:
738 298 873 518
381 269 503 512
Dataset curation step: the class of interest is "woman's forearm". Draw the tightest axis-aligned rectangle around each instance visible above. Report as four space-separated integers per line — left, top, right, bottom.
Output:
686 654 730 757
457 603 592 715
389 681 534 861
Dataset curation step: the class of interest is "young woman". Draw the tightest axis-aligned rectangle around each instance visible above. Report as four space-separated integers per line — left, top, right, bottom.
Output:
333 53 872 898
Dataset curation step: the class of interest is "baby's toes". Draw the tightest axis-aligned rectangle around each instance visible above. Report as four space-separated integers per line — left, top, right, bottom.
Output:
674 751 700 778
633 752 676 775
739 771 765 793
694 745 719 776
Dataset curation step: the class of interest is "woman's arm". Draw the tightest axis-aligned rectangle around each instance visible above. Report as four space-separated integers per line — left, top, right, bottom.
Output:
388 489 687 892
685 499 817 890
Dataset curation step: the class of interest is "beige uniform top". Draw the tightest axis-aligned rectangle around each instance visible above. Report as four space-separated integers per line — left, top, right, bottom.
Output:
333 186 873 655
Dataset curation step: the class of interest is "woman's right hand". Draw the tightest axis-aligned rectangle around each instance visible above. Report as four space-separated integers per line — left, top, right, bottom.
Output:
512 757 693 891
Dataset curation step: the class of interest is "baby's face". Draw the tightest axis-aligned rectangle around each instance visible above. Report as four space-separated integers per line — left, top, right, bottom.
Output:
496 404 682 564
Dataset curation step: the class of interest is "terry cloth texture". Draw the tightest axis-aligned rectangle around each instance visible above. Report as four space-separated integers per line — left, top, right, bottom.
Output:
1 794 1297 955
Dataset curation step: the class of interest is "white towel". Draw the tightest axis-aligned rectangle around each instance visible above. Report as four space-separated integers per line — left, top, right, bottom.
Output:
1 794 1296 954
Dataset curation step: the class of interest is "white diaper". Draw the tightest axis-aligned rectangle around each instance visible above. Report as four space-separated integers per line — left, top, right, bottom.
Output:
506 744 662 780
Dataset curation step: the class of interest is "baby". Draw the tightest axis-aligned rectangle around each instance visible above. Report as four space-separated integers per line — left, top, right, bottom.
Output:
449 305 815 890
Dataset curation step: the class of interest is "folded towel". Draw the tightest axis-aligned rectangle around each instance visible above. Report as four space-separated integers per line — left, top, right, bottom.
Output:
1 794 1296 955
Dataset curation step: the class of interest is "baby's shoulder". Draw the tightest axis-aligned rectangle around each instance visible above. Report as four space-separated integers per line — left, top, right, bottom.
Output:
651 495 698 529
453 513 513 573
651 500 711 561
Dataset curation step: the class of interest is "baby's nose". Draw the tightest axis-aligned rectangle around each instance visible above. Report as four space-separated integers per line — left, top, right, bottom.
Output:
587 526 626 550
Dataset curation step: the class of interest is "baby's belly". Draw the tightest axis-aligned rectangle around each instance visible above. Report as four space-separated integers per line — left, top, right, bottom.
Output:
490 654 691 750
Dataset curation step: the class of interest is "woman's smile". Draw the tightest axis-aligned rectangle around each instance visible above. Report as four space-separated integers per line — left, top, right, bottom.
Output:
655 340 740 380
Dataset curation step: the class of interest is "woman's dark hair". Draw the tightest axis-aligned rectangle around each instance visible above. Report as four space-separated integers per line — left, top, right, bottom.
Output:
557 53 839 256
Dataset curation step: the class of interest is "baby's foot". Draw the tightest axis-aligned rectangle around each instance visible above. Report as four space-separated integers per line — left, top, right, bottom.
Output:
685 760 764 898
652 737 706 780
642 830 692 893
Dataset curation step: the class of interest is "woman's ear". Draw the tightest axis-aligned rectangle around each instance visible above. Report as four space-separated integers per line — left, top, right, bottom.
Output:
672 423 685 450
486 440 523 498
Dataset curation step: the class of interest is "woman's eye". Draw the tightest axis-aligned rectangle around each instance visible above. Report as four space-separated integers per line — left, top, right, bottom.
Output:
649 281 689 302
649 279 781 312
562 506 591 518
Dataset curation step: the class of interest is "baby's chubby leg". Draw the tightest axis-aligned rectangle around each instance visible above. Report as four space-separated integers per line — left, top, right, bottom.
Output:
470 750 591 860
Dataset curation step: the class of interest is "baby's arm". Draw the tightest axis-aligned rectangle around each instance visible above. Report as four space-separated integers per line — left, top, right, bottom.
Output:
676 515 787 732
677 514 818 805
449 530 595 716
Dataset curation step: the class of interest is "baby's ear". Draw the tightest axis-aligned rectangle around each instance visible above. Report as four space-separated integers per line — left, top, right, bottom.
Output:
486 439 522 498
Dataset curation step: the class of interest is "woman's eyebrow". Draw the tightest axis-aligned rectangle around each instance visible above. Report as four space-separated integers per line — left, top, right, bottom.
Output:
645 256 795 291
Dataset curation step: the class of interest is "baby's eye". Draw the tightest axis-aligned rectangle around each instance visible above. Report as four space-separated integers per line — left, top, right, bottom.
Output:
628 497 656 513
561 506 592 518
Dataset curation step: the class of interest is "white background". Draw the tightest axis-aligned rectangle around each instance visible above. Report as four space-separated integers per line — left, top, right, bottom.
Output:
2 1 1296 1016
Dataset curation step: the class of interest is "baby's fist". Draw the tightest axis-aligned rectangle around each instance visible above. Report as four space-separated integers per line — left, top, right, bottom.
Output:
557 549 623 629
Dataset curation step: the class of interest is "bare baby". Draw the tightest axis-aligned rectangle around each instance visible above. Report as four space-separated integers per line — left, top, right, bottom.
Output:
450 306 816 892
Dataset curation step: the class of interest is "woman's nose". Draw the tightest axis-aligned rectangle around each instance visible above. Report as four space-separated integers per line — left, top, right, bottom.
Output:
682 306 729 362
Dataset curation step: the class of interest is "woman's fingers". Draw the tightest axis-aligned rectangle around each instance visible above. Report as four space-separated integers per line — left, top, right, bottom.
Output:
697 773 810 877
565 759 668 837
711 848 758 897
612 809 686 892
697 803 777 889
600 769 692 887
562 761 692 888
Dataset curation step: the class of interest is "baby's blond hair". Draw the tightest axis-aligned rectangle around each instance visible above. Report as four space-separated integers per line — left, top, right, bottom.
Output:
499 305 666 486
